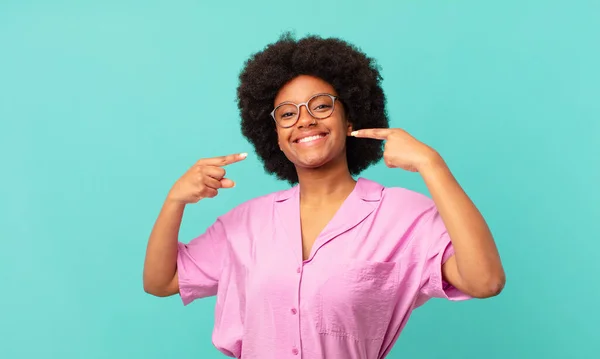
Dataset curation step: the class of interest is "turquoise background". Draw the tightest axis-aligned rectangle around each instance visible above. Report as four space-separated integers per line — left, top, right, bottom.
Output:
1 0 598 358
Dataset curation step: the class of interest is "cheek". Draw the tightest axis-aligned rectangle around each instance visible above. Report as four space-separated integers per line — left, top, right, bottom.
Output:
333 119 351 139
276 128 291 148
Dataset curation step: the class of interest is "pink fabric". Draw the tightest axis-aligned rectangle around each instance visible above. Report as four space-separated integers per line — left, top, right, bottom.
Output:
177 177 471 359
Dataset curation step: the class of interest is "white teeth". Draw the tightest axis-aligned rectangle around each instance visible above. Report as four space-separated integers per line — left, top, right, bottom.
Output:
297 134 325 143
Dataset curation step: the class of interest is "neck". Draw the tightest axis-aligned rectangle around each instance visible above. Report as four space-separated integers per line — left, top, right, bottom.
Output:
296 160 357 207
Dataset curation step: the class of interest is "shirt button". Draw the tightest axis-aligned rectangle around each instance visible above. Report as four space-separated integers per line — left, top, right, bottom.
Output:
292 348 299 355
296 267 301 273
291 308 297 315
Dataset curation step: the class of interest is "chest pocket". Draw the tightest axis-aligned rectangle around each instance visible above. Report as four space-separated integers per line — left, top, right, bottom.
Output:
316 259 400 341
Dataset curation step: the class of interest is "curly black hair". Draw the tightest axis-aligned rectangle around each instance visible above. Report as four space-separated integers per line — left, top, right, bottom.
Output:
236 32 389 184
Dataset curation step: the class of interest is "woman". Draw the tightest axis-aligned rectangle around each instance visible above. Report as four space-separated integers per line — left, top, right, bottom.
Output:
143 33 505 359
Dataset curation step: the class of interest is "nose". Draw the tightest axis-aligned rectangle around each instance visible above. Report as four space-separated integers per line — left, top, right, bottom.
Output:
296 104 315 128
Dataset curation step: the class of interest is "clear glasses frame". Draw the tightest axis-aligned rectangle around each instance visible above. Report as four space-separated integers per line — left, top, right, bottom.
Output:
270 93 338 128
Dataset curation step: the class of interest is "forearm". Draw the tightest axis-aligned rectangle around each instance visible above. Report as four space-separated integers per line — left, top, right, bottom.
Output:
143 199 185 295
420 156 505 294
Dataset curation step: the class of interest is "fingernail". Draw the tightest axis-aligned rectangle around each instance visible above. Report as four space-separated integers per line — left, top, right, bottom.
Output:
240 153 248 158
350 131 358 136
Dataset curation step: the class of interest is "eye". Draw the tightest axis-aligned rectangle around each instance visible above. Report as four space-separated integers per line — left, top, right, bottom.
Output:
309 95 334 112
275 104 298 120
313 104 331 111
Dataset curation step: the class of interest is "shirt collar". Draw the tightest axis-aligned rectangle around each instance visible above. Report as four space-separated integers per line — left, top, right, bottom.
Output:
274 177 383 202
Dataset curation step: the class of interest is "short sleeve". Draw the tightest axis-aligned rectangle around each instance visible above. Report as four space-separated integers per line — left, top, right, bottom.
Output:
416 207 471 303
177 218 228 305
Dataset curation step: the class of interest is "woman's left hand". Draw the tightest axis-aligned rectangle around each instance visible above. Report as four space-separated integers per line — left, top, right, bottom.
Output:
351 128 443 172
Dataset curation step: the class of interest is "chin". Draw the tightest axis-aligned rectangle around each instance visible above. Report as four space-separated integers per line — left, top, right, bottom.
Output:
289 148 345 171
294 154 330 169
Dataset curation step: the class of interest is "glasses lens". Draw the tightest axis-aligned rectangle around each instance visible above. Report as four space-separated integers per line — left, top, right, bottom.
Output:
273 95 335 128
274 104 299 127
308 95 334 118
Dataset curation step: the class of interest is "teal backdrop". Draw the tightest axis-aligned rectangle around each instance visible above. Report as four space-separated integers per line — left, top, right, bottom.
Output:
1 1 598 358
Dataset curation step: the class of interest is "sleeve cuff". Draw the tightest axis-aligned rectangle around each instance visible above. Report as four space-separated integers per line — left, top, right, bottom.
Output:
428 235 471 301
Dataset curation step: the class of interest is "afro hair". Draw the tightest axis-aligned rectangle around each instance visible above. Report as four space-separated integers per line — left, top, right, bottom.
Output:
236 33 389 184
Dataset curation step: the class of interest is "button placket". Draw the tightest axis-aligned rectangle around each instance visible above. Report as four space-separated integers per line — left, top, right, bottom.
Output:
291 264 303 357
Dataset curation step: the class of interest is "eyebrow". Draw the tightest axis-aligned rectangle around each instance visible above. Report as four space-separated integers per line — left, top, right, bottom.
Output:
274 92 335 107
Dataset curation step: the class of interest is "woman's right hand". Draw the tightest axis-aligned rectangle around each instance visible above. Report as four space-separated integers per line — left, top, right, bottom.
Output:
167 153 248 204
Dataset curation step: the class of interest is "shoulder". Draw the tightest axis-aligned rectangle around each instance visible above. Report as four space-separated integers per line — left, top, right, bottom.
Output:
217 185 296 224
359 177 434 207
359 177 436 217
361 178 443 250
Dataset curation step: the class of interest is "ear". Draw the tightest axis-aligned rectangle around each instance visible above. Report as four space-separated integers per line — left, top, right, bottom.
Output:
346 121 354 136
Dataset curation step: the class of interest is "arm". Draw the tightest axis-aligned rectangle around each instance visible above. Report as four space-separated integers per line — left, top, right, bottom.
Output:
420 157 505 298
350 128 505 299
143 199 184 297
142 153 247 297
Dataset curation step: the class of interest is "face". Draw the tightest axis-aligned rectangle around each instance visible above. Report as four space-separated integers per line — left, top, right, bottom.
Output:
273 75 353 171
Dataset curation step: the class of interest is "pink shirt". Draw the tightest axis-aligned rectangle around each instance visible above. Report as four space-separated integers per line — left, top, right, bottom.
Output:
177 177 470 359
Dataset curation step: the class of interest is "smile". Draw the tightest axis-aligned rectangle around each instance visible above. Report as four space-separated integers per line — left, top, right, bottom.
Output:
295 133 328 144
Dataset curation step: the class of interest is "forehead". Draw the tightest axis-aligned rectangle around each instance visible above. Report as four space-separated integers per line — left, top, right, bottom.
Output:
274 75 337 106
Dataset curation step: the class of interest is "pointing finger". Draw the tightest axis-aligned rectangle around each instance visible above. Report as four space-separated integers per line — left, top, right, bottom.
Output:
350 129 390 140
198 153 248 167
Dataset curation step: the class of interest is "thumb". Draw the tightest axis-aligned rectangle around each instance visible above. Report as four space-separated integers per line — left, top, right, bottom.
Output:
220 178 236 188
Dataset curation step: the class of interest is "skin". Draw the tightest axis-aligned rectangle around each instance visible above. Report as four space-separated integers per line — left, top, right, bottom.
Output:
273 75 357 260
143 153 247 296
143 74 505 299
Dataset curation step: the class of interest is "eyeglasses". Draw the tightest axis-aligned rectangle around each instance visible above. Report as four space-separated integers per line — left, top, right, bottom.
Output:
270 93 338 128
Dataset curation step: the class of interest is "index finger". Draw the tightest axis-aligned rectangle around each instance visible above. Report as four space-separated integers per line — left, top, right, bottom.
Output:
198 152 248 167
350 128 390 140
